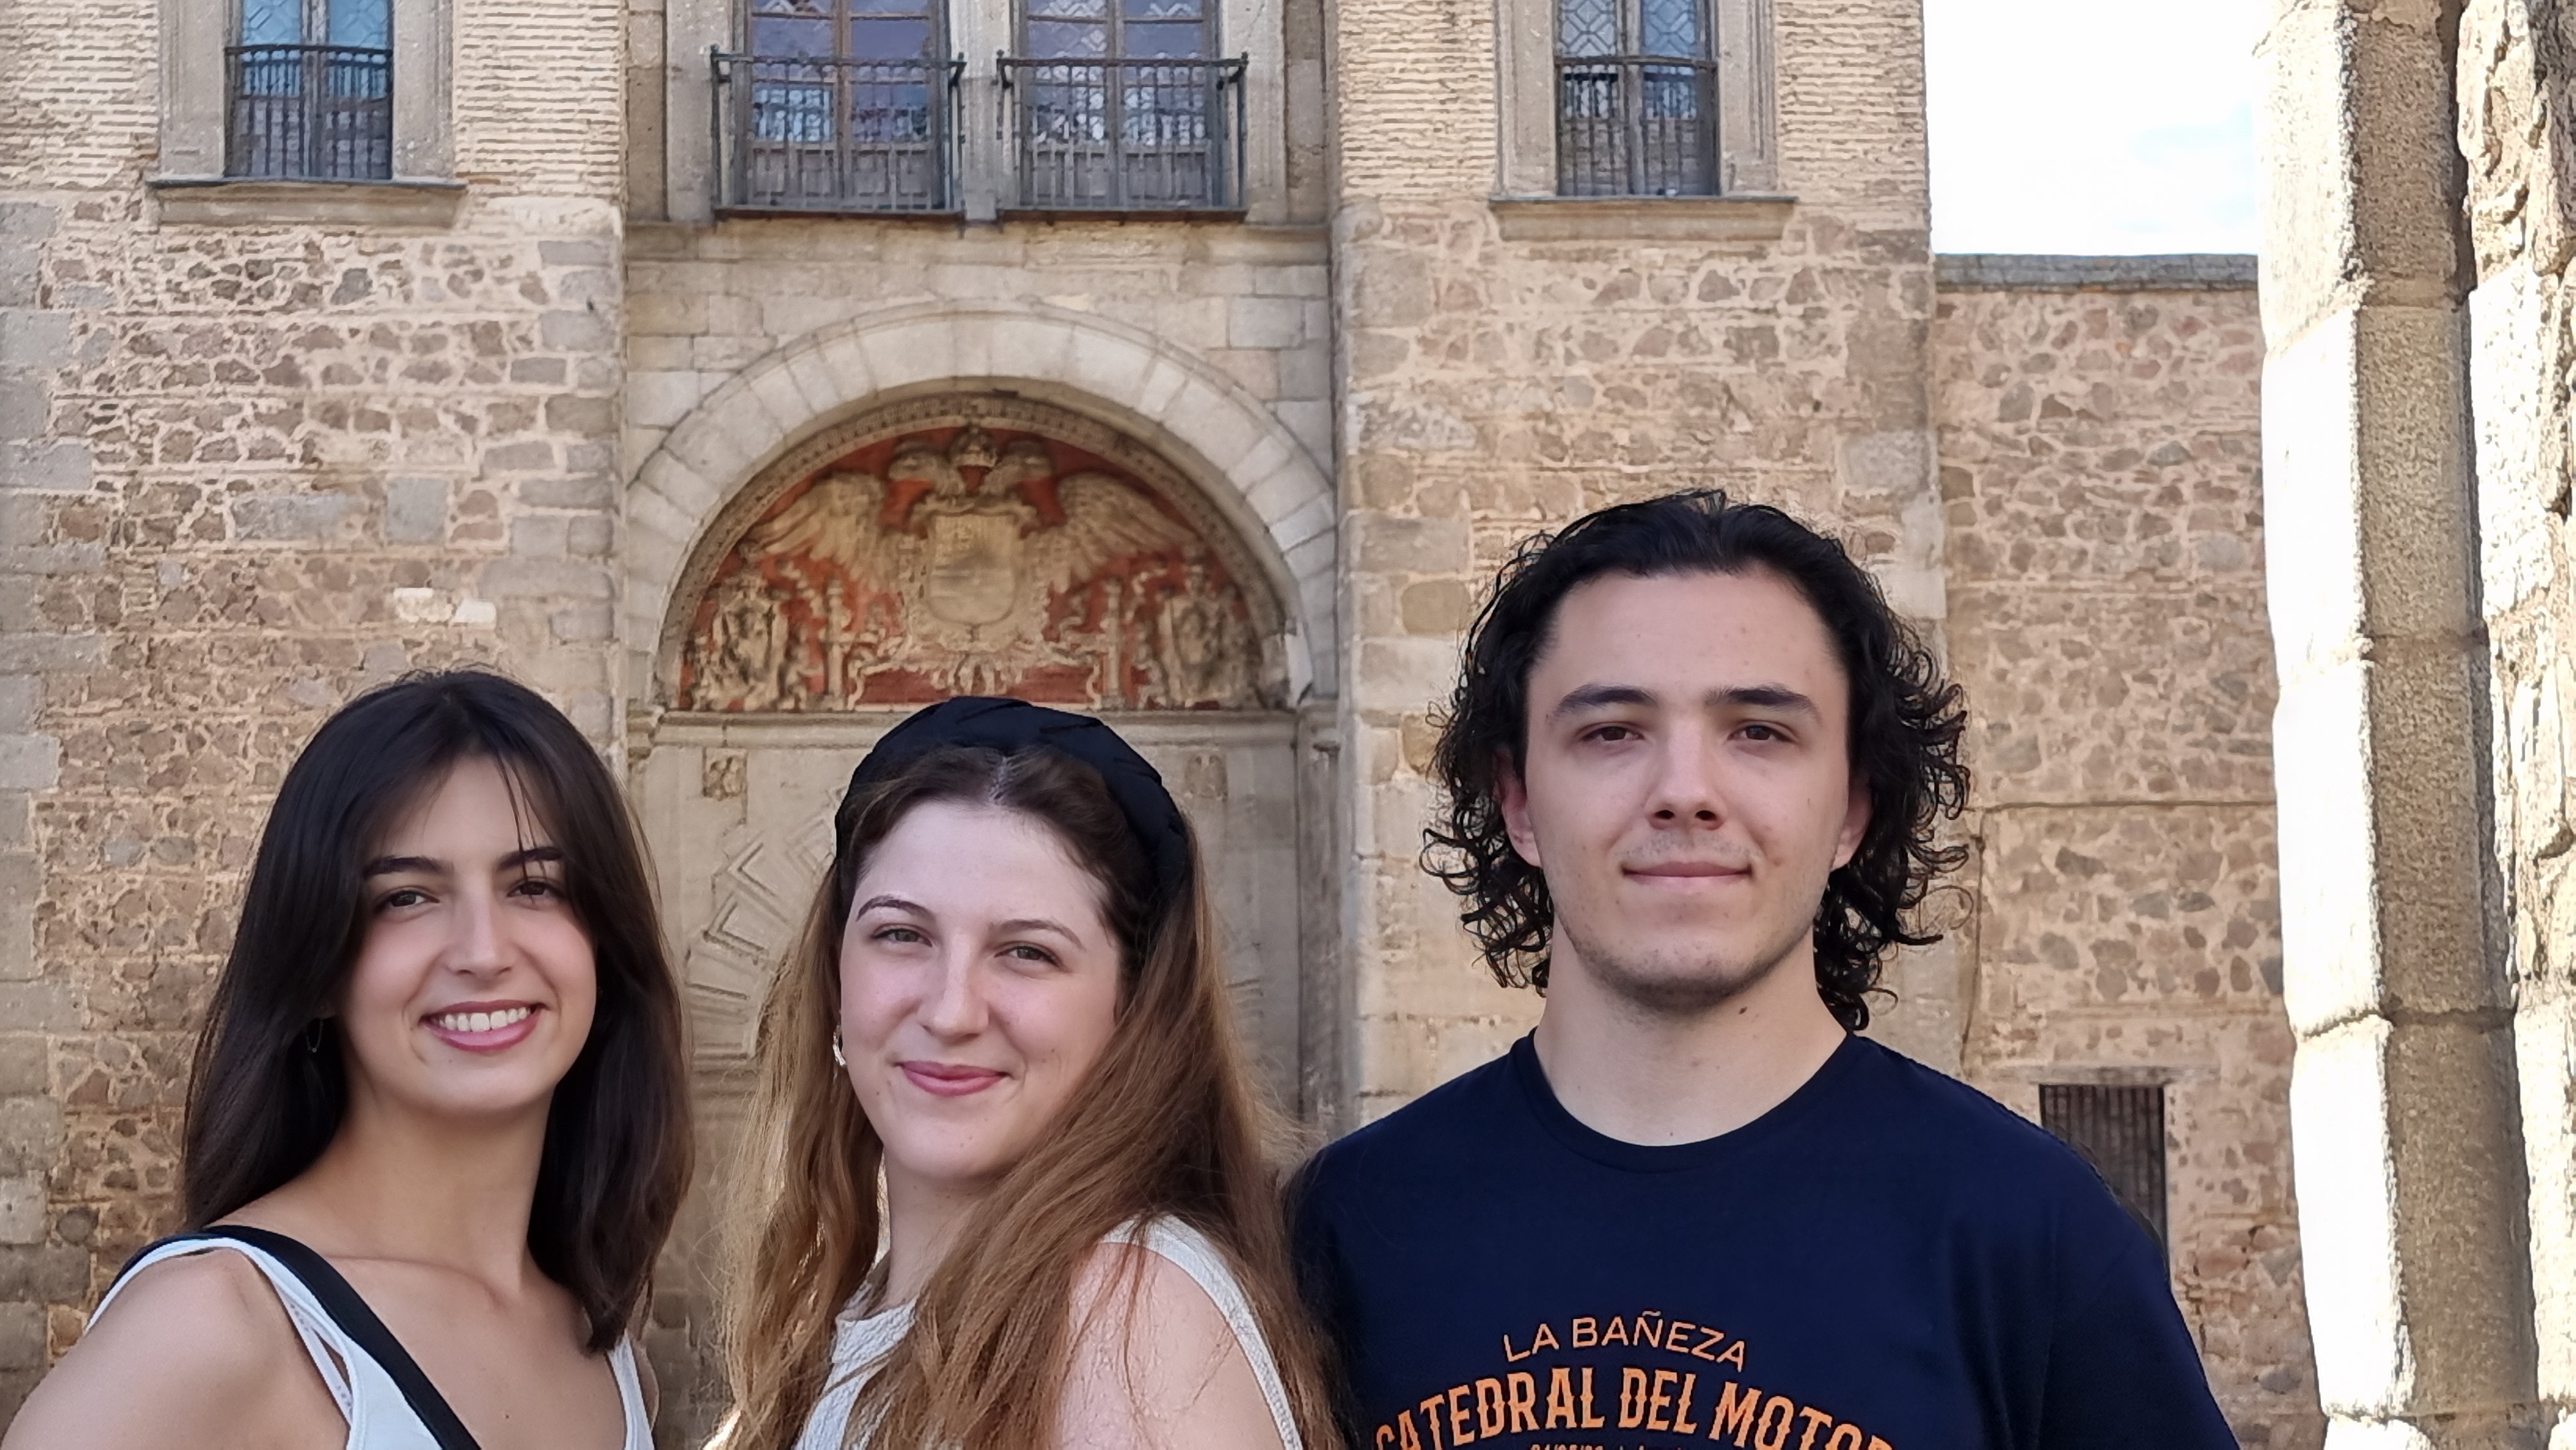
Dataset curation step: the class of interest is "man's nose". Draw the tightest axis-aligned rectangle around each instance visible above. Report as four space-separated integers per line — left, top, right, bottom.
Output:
1647 725 1726 824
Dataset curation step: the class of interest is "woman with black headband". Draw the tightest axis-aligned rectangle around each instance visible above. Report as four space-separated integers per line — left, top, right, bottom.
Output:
710 697 1336 1450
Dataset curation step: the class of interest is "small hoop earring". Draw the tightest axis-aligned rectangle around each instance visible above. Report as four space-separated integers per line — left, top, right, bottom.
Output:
830 1029 846 1069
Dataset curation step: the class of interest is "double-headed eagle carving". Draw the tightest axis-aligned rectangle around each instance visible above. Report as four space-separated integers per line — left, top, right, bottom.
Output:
705 426 1215 701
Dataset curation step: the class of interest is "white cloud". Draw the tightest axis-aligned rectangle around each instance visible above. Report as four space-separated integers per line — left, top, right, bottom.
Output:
1924 0 2262 254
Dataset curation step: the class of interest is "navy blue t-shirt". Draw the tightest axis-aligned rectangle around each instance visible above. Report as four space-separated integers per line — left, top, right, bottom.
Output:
1292 1033 2236 1450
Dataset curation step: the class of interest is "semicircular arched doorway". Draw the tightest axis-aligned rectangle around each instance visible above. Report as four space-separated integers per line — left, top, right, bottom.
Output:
634 394 1327 1434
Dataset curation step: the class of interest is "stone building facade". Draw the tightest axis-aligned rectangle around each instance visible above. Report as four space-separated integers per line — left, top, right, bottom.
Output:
0 0 2355 1443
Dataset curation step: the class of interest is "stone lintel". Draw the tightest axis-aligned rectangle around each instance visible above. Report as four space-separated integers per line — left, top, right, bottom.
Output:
1933 253 2257 292
147 178 468 229
1485 193 1794 244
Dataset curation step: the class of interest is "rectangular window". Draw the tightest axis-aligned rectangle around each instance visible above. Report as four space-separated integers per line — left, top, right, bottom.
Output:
227 0 394 180
2039 1083 2169 1255
1555 0 1716 197
717 0 961 212
1002 0 1244 211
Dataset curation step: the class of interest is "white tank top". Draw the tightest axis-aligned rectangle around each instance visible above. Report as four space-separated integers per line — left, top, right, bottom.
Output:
792 1217 1303 1450
94 1237 653 1450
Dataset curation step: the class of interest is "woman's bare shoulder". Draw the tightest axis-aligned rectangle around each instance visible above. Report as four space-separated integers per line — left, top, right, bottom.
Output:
1057 1240 1283 1450
3 1248 334 1450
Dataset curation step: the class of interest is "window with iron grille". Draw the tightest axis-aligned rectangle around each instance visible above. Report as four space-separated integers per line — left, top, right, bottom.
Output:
2039 1084 2168 1255
1003 0 1244 211
1555 0 1716 197
228 0 394 180
717 0 961 212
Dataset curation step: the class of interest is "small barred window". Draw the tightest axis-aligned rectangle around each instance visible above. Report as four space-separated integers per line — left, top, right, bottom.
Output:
2040 1083 2169 1255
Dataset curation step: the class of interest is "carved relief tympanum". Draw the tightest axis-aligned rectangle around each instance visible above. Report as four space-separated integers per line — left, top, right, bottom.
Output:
679 421 1267 711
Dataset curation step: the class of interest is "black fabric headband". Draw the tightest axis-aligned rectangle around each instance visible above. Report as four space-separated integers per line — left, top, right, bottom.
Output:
833 696 1192 905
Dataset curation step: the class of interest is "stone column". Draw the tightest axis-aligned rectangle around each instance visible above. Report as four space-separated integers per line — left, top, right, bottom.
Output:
2458 0 2576 1440
2259 0 2546 1442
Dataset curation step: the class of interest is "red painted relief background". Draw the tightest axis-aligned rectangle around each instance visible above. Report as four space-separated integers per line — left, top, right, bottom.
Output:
680 423 1264 711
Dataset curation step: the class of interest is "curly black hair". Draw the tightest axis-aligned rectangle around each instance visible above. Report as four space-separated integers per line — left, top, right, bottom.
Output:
1421 489 1970 1030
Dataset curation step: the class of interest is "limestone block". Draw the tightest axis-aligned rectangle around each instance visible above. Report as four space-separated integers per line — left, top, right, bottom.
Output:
2261 306 2479 683
2468 263 2561 615
1061 327 1154 411
230 494 366 544
1228 295 1307 350
635 453 722 527
383 476 450 545
0 740 59 795
2257 0 2466 339
0 314 70 372
625 370 706 429
2295 1013 2539 1419
2519 994 2576 1406
1160 379 1262 473
2290 1019 2410 1414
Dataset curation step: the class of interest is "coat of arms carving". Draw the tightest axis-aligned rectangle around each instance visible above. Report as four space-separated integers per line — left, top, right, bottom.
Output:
681 423 1269 711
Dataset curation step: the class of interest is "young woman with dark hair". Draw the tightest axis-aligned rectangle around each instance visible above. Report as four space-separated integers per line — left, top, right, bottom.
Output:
712 696 1334 1450
6 670 692 1450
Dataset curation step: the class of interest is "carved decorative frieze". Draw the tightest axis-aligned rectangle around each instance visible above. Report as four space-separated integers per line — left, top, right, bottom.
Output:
679 417 1271 711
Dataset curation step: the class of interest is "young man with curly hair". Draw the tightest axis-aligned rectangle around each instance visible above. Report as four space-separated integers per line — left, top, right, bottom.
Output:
1293 492 2235 1449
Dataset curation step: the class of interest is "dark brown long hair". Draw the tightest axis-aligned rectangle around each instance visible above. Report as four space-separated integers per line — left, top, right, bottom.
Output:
1424 489 1971 1030
716 744 1334 1450
181 669 693 1351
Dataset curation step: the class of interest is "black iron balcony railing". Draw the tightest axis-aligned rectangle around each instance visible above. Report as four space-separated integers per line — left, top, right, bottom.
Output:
999 56 1246 213
714 51 965 214
225 44 393 181
1555 53 1718 198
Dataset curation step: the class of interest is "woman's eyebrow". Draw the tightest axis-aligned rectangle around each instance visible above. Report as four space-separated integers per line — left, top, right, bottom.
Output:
994 917 1081 944
365 845 563 876
853 893 929 918
363 854 444 878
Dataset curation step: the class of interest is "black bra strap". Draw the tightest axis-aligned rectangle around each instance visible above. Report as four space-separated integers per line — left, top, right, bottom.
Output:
113 1226 485 1450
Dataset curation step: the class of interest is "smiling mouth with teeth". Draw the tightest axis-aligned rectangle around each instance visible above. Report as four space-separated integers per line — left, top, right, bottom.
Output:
427 1006 535 1034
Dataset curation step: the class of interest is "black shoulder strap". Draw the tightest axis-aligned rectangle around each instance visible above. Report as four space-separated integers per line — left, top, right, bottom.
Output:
115 1226 486 1450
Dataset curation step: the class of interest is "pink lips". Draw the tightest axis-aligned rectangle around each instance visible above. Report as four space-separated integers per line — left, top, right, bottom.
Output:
421 1000 542 1054
1627 862 1749 882
900 1060 1006 1097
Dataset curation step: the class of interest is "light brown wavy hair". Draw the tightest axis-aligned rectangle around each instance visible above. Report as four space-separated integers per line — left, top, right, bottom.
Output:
712 744 1336 1450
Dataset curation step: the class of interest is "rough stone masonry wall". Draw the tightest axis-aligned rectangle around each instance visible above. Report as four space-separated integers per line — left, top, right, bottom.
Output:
1327 0 1948 1119
1931 265 2322 1448
0 0 631 1414
2459 0 2576 1433
621 222 1333 499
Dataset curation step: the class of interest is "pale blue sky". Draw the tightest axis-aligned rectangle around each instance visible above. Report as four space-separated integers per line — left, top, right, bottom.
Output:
1924 0 2262 255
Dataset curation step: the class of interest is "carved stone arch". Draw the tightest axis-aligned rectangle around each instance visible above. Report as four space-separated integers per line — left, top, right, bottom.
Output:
623 300 1338 714
658 395 1291 716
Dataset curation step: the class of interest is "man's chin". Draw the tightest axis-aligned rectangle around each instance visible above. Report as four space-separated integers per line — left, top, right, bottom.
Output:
1564 932 1806 1017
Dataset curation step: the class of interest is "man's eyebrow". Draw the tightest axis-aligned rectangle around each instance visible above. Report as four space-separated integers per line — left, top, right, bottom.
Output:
1712 684 1822 719
1549 684 1658 720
